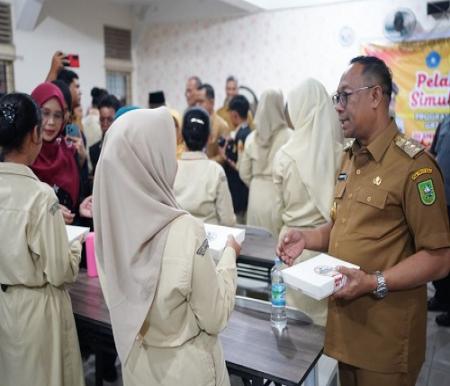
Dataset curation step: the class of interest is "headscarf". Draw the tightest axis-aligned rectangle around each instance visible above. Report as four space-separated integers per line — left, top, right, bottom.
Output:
31 82 80 207
114 105 140 120
93 107 186 363
252 89 289 168
281 78 344 222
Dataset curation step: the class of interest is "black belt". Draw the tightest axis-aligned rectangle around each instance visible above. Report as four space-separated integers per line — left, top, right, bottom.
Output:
1 284 9 292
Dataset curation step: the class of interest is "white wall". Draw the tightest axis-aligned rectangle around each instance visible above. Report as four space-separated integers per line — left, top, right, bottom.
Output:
11 0 133 110
135 0 450 112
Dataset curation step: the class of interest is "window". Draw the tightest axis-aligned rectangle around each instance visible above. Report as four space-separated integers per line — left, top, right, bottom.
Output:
0 2 14 93
104 26 132 104
106 70 131 106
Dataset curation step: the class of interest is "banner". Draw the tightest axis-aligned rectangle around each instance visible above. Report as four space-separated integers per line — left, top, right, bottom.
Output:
363 39 450 145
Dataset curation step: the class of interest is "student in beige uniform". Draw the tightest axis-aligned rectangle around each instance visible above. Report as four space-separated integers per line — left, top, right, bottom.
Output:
0 93 84 386
239 89 292 235
174 107 236 226
93 107 240 386
272 78 343 325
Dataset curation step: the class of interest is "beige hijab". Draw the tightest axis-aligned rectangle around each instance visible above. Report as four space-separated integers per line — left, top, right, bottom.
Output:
93 107 185 363
252 89 289 168
281 78 343 222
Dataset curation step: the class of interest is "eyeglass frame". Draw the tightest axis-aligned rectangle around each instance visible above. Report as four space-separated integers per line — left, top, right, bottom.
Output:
331 85 377 107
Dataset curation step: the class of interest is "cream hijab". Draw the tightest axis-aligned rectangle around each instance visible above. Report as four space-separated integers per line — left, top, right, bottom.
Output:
93 107 185 363
281 78 343 222
252 89 289 168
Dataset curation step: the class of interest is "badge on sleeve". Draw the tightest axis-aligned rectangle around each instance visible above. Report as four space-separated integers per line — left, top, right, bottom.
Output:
417 179 436 205
49 200 60 215
196 239 209 256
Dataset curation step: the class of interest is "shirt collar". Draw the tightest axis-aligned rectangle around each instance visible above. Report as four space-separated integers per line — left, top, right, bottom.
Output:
0 162 39 180
351 119 398 162
180 151 208 160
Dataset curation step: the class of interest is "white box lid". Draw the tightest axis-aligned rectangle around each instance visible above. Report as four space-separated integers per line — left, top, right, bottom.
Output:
282 253 360 300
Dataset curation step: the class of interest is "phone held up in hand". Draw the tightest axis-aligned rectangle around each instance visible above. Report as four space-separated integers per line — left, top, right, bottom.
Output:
64 54 80 68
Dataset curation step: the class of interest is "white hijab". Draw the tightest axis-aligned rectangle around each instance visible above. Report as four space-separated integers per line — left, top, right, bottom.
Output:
93 107 185 363
281 78 343 222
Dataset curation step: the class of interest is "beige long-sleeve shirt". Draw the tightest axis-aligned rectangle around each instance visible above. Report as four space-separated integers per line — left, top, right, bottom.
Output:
0 162 83 386
123 214 237 386
174 151 236 226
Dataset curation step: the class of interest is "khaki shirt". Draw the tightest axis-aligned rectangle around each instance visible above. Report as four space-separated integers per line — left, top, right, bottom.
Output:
325 122 450 373
174 151 236 226
207 112 231 164
216 105 254 132
0 162 83 386
123 214 236 386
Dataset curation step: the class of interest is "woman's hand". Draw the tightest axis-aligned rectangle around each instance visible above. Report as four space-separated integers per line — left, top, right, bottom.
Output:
67 136 87 167
226 235 241 257
79 195 93 218
60 204 75 224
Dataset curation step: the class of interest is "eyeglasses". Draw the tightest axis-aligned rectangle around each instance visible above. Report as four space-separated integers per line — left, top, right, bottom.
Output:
41 108 64 122
332 85 376 107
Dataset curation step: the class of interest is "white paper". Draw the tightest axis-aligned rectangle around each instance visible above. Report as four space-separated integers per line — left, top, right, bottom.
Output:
204 223 245 261
66 225 90 244
282 253 360 300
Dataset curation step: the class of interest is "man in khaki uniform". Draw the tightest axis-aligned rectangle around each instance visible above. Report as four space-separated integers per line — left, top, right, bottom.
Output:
217 75 253 130
196 83 231 164
277 56 450 386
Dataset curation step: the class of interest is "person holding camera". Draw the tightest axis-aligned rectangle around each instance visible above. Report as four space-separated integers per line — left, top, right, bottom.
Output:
173 107 235 226
0 93 84 386
218 95 252 223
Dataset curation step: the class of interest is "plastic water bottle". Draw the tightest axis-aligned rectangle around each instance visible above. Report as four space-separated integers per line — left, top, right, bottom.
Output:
271 257 287 330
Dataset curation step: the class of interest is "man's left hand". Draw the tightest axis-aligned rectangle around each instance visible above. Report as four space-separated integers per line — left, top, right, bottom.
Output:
332 266 377 301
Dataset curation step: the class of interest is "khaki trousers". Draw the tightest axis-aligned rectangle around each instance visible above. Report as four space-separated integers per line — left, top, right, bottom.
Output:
339 362 421 386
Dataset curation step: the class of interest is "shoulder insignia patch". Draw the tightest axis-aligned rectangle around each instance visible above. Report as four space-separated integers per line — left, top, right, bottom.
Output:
49 201 60 216
394 135 424 158
411 167 433 181
196 239 209 256
417 179 436 205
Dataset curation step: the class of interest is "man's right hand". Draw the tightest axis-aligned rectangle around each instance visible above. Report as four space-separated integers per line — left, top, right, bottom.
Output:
276 229 306 266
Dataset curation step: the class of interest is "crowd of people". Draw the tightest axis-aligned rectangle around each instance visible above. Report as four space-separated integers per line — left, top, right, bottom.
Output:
0 51 450 386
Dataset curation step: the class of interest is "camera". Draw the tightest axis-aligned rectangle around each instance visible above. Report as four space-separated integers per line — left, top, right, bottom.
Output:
217 136 226 148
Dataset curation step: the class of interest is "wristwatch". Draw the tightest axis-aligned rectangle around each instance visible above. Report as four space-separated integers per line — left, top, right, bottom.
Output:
372 271 388 299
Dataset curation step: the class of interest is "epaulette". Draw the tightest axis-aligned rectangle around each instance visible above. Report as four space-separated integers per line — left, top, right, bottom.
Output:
344 138 355 152
394 135 424 158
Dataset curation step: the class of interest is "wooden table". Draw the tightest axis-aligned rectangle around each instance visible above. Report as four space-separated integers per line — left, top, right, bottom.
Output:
69 272 324 386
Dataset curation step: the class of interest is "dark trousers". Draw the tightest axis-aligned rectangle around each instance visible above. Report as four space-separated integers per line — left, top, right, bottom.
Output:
432 206 450 309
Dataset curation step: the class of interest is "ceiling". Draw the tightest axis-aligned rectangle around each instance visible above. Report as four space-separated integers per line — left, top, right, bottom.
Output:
107 0 366 23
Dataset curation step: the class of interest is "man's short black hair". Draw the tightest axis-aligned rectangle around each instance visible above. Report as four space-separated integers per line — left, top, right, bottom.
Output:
226 75 238 84
52 80 72 111
188 76 202 89
198 83 214 100
98 94 121 112
228 95 249 119
350 56 393 103
57 69 79 86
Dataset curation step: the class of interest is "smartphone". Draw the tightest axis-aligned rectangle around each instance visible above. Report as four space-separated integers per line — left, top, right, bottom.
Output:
66 123 81 138
65 54 80 68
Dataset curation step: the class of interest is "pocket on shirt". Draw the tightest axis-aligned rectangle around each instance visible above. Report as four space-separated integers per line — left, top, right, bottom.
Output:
350 187 389 238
